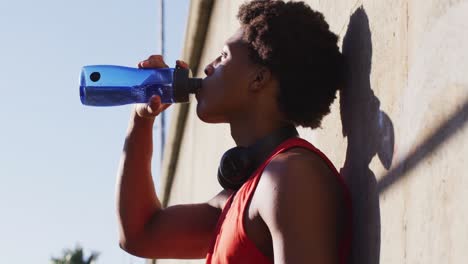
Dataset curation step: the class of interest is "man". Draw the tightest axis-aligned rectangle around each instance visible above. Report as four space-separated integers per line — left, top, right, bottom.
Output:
117 1 351 263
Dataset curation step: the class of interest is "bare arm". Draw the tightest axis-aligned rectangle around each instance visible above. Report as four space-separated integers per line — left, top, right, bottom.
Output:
116 55 231 259
116 108 160 251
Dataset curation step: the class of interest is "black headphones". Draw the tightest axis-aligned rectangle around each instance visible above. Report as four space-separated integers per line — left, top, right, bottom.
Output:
217 124 299 190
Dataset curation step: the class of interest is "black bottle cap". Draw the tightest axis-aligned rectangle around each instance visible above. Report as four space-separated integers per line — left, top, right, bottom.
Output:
173 68 202 103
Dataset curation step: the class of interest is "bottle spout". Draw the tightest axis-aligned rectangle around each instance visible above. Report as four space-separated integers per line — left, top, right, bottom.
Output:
173 67 202 102
188 78 202 93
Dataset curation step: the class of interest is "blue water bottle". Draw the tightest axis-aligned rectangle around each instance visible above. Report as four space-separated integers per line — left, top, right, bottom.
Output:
79 65 201 106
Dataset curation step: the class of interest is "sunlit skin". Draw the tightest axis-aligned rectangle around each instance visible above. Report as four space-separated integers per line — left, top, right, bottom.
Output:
196 28 289 147
117 28 345 263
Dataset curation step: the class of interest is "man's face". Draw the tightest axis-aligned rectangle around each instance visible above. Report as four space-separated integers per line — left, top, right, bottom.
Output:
196 28 258 123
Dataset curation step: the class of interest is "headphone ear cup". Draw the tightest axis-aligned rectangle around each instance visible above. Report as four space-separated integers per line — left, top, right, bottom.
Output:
217 146 252 190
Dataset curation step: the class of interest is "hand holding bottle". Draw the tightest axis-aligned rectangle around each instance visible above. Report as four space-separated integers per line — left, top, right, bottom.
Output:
135 55 190 119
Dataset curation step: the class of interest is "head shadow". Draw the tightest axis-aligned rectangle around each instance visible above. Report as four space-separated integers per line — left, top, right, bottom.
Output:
340 6 395 264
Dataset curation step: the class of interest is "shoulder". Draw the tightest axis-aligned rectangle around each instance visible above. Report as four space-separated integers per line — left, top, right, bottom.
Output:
253 147 346 262
255 146 344 229
258 147 342 198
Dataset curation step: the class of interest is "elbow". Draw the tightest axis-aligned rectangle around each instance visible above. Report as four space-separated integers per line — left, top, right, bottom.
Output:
119 236 148 258
119 234 145 257
117 210 163 257
119 236 136 255
117 223 136 254
116 216 154 255
118 234 157 258
119 239 128 252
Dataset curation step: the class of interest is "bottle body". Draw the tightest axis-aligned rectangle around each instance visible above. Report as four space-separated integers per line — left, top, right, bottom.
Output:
80 65 179 106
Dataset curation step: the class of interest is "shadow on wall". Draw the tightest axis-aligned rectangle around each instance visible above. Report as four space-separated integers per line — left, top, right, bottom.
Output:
340 7 395 264
378 99 468 193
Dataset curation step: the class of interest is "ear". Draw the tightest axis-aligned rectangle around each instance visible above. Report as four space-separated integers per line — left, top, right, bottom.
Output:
249 66 272 92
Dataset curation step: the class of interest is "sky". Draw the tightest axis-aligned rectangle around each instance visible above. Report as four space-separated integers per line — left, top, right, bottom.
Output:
0 0 190 263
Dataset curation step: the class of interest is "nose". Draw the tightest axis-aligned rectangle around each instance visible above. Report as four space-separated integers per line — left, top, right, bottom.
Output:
204 64 214 76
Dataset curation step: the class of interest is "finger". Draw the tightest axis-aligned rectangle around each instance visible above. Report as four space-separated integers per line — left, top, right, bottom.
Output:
138 55 168 69
147 95 162 113
147 55 168 68
138 60 152 68
176 60 190 69
138 60 155 68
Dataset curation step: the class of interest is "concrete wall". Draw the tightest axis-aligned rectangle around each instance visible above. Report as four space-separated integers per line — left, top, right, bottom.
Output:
157 0 468 263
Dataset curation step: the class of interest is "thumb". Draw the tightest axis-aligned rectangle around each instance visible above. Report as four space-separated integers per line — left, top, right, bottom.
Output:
176 60 190 69
146 95 163 115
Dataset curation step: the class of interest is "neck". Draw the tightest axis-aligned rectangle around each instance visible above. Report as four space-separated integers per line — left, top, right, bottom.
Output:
229 113 290 147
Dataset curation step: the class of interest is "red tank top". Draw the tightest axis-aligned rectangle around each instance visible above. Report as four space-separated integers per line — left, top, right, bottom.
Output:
205 137 352 264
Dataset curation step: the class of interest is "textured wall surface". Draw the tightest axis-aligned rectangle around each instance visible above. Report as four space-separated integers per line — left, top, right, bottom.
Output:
157 1 468 263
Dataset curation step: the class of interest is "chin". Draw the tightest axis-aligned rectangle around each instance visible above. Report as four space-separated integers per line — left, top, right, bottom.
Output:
196 102 226 124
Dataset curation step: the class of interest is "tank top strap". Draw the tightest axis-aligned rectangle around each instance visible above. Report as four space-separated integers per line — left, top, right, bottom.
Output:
239 137 330 194
234 137 352 264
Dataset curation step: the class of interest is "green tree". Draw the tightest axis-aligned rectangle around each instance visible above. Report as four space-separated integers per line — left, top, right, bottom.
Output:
50 245 99 264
